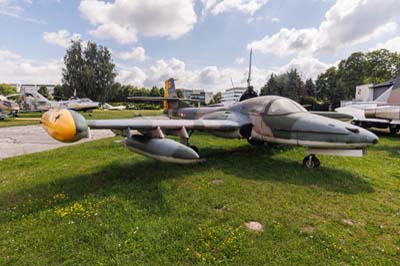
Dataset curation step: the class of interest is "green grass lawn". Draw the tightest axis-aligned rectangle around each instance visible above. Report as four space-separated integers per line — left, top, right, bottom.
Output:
0 133 399 265
0 109 163 128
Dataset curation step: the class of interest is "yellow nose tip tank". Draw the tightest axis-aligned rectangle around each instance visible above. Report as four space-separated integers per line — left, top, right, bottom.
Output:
41 109 88 143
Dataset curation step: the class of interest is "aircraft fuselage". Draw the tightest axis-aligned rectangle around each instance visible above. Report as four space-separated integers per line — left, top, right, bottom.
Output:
167 96 378 150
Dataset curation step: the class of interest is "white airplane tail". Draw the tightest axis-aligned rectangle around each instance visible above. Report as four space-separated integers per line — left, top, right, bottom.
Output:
26 90 50 103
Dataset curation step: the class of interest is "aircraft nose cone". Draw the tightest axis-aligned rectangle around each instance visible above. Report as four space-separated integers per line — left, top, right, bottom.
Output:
354 127 379 145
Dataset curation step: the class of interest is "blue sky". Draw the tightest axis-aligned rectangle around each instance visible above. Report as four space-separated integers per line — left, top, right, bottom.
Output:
1 0 400 91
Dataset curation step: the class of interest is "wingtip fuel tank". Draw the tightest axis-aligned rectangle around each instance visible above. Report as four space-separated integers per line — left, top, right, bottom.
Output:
41 109 88 143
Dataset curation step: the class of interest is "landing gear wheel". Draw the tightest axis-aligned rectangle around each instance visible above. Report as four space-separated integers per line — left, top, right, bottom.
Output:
389 126 398 135
190 145 199 155
303 155 320 169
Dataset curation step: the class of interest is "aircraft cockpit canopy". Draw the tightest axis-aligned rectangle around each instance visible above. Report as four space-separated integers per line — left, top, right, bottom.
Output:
80 98 92 102
267 98 307 115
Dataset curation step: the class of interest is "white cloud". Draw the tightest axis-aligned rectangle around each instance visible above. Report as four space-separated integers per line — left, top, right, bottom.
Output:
247 15 280 24
372 36 400 53
271 17 279 23
280 57 330 79
0 0 44 23
202 0 268 15
116 67 147 87
43 30 81 48
116 57 273 91
249 0 400 56
235 57 245 64
79 0 197 44
89 23 137 44
117 47 146 62
0 0 23 17
0 49 62 84
145 58 187 86
248 28 318 56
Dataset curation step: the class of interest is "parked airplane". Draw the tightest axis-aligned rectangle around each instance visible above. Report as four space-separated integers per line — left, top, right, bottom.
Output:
41 74 378 168
0 95 20 120
102 103 126 111
336 74 400 134
19 90 99 112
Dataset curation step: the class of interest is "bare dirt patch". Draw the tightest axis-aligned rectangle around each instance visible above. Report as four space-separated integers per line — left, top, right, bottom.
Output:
300 225 316 233
211 179 224 185
342 219 359 227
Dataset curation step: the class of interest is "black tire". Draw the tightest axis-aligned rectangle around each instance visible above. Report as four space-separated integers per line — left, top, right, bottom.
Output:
303 155 320 169
314 156 321 167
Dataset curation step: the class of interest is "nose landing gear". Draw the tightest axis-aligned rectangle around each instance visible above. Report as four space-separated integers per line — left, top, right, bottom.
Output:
303 154 320 169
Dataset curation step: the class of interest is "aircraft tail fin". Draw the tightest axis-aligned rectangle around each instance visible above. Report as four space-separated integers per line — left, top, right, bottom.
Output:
128 78 190 111
163 78 187 110
28 90 51 103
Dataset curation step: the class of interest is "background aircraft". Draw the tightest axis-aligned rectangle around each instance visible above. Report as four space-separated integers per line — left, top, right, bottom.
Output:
18 89 99 112
41 76 378 169
102 103 127 111
0 95 20 120
336 74 400 134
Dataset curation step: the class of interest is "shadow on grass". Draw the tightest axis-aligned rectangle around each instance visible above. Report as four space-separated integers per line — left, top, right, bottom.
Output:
0 144 374 224
201 145 374 194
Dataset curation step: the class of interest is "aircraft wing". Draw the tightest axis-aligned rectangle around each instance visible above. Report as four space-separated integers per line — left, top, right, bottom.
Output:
128 96 203 102
87 118 240 131
311 111 353 122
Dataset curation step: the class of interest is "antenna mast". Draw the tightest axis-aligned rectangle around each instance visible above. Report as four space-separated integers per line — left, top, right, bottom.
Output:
247 48 252 88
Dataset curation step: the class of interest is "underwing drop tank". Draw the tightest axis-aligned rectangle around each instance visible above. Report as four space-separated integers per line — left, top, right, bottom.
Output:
124 136 202 164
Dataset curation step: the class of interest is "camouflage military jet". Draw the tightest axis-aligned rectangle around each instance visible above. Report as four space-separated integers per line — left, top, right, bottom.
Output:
19 89 99 112
41 77 378 169
0 95 20 120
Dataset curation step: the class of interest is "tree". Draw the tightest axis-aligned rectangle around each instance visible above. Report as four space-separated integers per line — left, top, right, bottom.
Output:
314 49 400 108
53 85 66 100
176 89 183 98
211 92 222 103
0 84 17 96
150 86 161 97
336 52 367 100
316 67 342 108
62 40 85 98
364 49 400 84
38 86 50 99
285 69 304 101
305 78 316 97
260 69 304 101
260 74 280 96
62 40 116 103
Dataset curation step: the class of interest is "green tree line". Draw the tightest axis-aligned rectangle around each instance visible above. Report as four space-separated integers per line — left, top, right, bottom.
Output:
261 49 400 109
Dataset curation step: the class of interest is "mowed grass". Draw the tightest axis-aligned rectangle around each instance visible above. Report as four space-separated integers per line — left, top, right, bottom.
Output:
0 109 163 128
0 133 400 265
